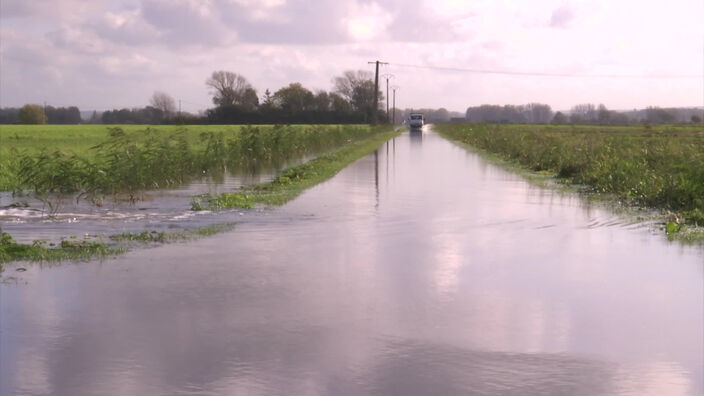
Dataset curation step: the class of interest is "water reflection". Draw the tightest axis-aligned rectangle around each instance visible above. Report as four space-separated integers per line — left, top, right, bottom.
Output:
1 129 702 395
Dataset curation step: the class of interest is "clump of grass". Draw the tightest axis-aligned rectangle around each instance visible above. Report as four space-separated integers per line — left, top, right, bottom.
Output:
0 232 123 263
192 128 400 210
0 223 236 265
109 223 236 243
110 230 169 243
435 123 704 239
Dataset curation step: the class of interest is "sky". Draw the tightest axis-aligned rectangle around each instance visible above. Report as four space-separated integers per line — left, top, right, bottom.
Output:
1 0 702 114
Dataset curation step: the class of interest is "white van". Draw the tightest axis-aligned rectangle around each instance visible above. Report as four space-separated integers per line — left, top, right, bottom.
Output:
409 113 424 129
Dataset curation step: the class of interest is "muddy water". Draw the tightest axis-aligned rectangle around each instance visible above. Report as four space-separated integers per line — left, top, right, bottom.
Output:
1 128 702 395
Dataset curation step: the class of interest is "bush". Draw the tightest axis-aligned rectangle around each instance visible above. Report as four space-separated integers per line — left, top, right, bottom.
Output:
18 104 47 124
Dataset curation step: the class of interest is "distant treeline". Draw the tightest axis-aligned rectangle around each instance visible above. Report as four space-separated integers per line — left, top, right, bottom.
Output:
465 103 703 125
0 70 390 125
0 106 82 124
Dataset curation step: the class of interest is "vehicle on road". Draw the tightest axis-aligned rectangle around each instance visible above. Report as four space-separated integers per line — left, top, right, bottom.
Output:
409 113 424 129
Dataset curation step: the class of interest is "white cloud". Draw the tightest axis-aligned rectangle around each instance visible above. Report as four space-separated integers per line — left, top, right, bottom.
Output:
344 2 393 41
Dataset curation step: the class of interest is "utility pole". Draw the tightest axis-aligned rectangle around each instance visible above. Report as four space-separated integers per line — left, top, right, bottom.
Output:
391 85 399 125
367 60 388 125
381 74 394 123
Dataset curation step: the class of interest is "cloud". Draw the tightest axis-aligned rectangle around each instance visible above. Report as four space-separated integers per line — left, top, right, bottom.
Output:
344 2 393 41
549 5 574 28
140 0 235 46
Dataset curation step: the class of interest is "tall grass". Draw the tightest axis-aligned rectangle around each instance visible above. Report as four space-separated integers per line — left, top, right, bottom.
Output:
3 124 383 208
435 123 704 215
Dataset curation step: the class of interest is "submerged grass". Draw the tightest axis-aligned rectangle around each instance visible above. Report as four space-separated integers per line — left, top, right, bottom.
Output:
0 232 123 264
191 128 400 210
0 223 235 265
435 123 704 240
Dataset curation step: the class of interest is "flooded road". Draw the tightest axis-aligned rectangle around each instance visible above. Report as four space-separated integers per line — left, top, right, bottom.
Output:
1 128 702 395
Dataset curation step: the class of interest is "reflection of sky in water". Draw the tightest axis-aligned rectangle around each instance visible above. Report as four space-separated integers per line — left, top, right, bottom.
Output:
2 129 702 395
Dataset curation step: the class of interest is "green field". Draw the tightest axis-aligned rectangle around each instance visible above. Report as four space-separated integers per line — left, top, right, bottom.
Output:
1 124 294 158
435 123 704 235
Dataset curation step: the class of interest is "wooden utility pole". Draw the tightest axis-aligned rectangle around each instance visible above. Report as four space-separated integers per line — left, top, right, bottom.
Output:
368 60 388 125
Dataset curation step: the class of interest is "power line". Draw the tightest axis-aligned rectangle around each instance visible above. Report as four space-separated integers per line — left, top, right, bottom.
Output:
388 62 701 79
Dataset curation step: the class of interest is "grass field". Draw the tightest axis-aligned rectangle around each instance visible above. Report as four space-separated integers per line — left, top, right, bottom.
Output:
0 124 307 158
435 123 704 234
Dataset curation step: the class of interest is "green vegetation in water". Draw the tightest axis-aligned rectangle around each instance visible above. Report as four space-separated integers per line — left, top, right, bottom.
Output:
435 123 704 240
0 232 123 264
1 124 382 204
192 128 400 210
109 223 236 243
0 224 235 264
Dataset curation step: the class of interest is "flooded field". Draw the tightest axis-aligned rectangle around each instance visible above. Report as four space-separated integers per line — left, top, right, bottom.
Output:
0 158 302 245
1 128 702 395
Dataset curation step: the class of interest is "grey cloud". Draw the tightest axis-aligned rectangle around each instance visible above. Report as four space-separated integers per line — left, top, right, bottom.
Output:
139 0 234 46
218 0 349 44
48 0 471 49
549 5 574 28
87 11 163 47
223 0 468 45
0 0 51 19
385 1 466 42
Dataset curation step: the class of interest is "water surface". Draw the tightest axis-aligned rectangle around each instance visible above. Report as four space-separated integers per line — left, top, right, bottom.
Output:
1 128 702 395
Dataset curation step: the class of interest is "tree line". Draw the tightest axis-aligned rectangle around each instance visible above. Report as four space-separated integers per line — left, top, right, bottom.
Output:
466 103 702 125
0 105 82 124
2 74 702 125
0 70 389 125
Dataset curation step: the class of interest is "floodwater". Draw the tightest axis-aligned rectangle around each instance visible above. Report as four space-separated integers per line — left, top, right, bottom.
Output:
0 156 310 245
1 127 702 395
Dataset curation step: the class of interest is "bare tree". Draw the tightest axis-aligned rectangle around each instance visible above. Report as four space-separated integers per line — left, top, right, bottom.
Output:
570 103 596 123
333 70 373 102
150 91 176 117
206 71 255 107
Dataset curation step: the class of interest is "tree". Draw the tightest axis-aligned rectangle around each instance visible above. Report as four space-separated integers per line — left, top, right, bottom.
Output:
150 91 176 117
551 111 567 124
18 104 47 124
329 92 352 114
206 71 256 107
313 91 331 112
524 103 553 123
351 80 383 120
645 107 675 123
333 70 373 101
692 115 702 123
45 106 81 124
273 83 315 114
261 89 274 108
570 103 596 124
597 104 611 124
240 88 259 111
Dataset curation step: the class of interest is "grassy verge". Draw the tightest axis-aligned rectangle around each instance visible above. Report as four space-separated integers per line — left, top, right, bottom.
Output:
191 128 400 210
434 123 704 240
0 223 236 266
